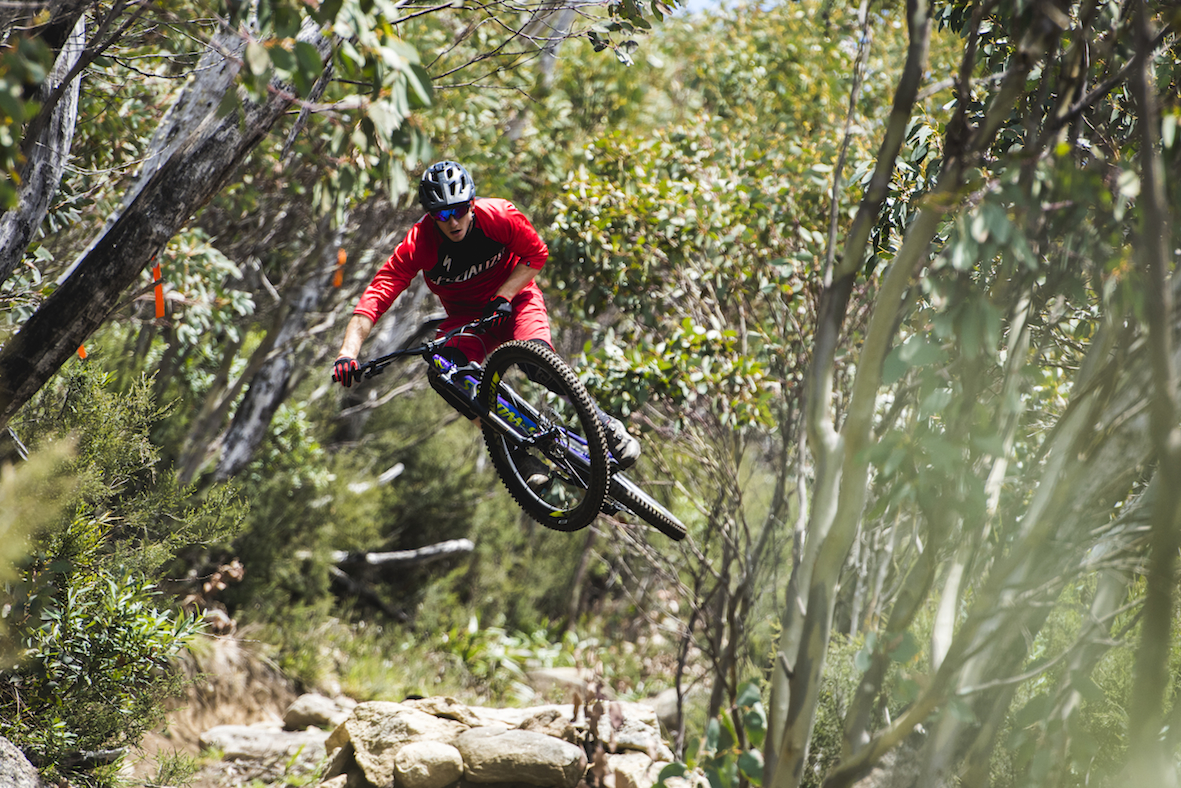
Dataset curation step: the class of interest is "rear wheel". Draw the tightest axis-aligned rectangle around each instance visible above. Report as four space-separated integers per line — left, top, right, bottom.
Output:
606 474 687 541
478 341 610 532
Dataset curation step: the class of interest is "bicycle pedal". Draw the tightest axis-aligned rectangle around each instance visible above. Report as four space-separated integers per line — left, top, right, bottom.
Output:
601 499 624 516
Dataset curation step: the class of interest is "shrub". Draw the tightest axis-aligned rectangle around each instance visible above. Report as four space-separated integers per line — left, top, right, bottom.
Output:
0 572 200 776
0 363 242 783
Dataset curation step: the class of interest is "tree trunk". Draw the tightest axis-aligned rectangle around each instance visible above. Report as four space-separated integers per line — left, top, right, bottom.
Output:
0 23 330 430
212 249 336 481
765 2 932 777
0 13 85 284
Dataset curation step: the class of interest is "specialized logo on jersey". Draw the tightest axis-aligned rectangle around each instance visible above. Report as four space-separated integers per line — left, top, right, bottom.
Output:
429 247 506 286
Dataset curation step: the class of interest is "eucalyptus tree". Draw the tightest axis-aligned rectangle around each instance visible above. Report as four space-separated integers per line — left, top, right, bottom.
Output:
758 1 1181 787
538 0 931 758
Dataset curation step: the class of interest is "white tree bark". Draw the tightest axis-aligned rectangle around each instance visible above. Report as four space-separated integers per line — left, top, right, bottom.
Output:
0 13 85 283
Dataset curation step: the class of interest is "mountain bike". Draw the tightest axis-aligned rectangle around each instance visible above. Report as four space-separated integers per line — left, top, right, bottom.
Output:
335 316 687 541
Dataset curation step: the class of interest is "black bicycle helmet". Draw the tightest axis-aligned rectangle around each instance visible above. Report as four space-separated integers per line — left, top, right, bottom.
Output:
419 161 475 212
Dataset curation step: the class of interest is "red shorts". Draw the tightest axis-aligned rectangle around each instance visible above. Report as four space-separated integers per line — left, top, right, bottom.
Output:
439 287 553 365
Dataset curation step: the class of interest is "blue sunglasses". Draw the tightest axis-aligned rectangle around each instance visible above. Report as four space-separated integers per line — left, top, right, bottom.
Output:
431 202 472 222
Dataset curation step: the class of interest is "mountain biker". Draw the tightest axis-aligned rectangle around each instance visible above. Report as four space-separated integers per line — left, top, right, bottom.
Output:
332 160 640 469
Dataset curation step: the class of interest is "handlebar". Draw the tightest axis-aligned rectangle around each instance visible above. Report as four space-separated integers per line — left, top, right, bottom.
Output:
332 314 501 383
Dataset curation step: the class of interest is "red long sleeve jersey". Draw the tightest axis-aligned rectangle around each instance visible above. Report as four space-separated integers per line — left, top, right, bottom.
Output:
354 198 548 324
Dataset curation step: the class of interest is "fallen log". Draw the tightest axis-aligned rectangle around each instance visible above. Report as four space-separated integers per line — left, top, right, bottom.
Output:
330 538 475 570
296 538 475 572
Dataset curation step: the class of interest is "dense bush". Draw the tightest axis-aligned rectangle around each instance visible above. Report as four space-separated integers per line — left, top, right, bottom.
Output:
0 572 199 773
0 363 242 783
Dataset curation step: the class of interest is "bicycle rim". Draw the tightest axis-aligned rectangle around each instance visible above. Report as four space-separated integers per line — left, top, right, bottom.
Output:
478 341 610 532
607 474 687 541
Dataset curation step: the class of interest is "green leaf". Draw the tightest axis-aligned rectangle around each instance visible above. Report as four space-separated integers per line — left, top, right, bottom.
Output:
215 89 240 119
245 41 270 76
655 762 689 788
268 44 295 73
854 643 873 673
888 631 920 663
884 334 943 385
704 717 720 755
899 334 943 367
897 677 920 704
960 303 983 360
948 697 977 724
718 710 737 751
272 2 302 38
738 749 764 784
1010 694 1048 727
363 98 401 138
295 41 324 81
971 431 1005 457
0 89 26 124
705 759 738 788
1163 111 1177 149
882 346 908 385
406 64 433 108
948 236 976 271
313 0 344 23
918 387 952 418
970 210 988 243
1071 671 1105 704
983 202 1011 243
736 681 761 709
743 704 767 749
615 40 639 66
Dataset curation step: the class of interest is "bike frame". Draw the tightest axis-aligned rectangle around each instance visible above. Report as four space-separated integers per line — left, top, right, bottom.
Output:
358 319 599 482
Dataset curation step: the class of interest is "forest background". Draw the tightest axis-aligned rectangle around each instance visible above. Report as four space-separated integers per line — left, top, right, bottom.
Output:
1 0 1180 787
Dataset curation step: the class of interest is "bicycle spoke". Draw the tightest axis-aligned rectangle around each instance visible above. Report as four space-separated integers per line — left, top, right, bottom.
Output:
479 341 609 531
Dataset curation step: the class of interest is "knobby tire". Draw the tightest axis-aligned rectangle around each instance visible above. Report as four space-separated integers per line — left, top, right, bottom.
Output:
478 341 609 532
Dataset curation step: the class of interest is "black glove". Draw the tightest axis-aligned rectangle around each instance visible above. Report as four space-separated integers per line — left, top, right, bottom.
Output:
483 296 513 328
333 357 360 388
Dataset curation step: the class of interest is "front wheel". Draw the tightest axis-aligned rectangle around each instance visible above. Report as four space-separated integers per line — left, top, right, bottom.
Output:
478 341 610 532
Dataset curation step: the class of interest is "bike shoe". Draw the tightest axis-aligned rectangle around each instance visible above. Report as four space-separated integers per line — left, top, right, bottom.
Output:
602 415 640 470
514 452 552 492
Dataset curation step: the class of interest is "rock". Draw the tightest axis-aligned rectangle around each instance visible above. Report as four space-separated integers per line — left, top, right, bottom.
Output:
0 737 43 788
317 696 680 788
649 688 681 731
317 776 348 788
517 707 579 744
284 693 354 730
394 740 464 788
319 741 368 787
591 701 674 762
199 723 329 768
525 666 594 696
605 751 671 788
402 696 484 727
456 726 587 787
340 701 467 788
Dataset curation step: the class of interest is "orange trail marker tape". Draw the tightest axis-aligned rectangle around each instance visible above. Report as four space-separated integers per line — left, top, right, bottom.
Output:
77 345 87 359
153 263 164 318
333 248 346 287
